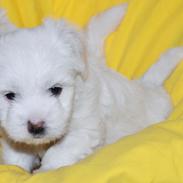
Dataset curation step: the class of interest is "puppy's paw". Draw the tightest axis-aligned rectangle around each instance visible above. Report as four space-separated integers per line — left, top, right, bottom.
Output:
33 167 49 174
33 165 59 174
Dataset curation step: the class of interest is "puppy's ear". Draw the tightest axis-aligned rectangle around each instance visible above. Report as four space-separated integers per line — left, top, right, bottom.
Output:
44 19 88 80
86 4 128 59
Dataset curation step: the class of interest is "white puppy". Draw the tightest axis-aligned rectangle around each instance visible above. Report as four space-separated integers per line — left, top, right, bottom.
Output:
0 4 183 172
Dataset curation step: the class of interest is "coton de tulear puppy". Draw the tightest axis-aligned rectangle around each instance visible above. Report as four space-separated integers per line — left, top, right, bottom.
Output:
0 4 183 172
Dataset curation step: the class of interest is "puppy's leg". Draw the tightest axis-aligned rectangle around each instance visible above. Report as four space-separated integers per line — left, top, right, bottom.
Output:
37 120 104 172
1 140 35 172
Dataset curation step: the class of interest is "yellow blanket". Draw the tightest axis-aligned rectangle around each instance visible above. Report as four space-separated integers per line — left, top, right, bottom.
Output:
0 0 183 182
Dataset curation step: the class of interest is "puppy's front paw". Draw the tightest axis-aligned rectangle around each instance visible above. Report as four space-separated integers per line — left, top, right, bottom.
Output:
33 167 50 174
33 163 64 173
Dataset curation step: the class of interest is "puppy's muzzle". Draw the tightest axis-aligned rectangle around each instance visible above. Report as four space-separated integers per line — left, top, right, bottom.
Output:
27 121 45 137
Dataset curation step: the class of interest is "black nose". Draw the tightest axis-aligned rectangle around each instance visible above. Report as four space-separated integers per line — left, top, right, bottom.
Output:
27 121 45 136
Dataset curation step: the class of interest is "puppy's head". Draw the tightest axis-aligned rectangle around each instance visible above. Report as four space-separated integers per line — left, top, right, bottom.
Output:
0 4 127 145
0 20 86 144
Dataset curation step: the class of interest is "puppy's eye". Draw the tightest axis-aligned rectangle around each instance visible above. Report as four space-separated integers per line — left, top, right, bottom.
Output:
5 92 16 100
49 87 62 96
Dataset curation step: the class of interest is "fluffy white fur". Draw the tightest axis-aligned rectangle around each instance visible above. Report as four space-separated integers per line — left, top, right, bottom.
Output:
0 4 183 172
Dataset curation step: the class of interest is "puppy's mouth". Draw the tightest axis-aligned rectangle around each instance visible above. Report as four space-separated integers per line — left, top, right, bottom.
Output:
2 135 62 154
29 129 46 139
1 127 64 146
25 135 63 145
24 131 64 145
32 134 45 139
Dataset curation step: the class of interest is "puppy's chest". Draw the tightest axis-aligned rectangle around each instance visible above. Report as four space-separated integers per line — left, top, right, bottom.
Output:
36 149 46 159
32 146 49 171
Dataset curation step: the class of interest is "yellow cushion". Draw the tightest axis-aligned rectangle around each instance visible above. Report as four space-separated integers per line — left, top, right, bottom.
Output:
0 0 183 182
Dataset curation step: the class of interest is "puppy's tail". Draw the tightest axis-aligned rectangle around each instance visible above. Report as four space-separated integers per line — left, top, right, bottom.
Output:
141 47 183 86
86 4 127 62
0 9 17 36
